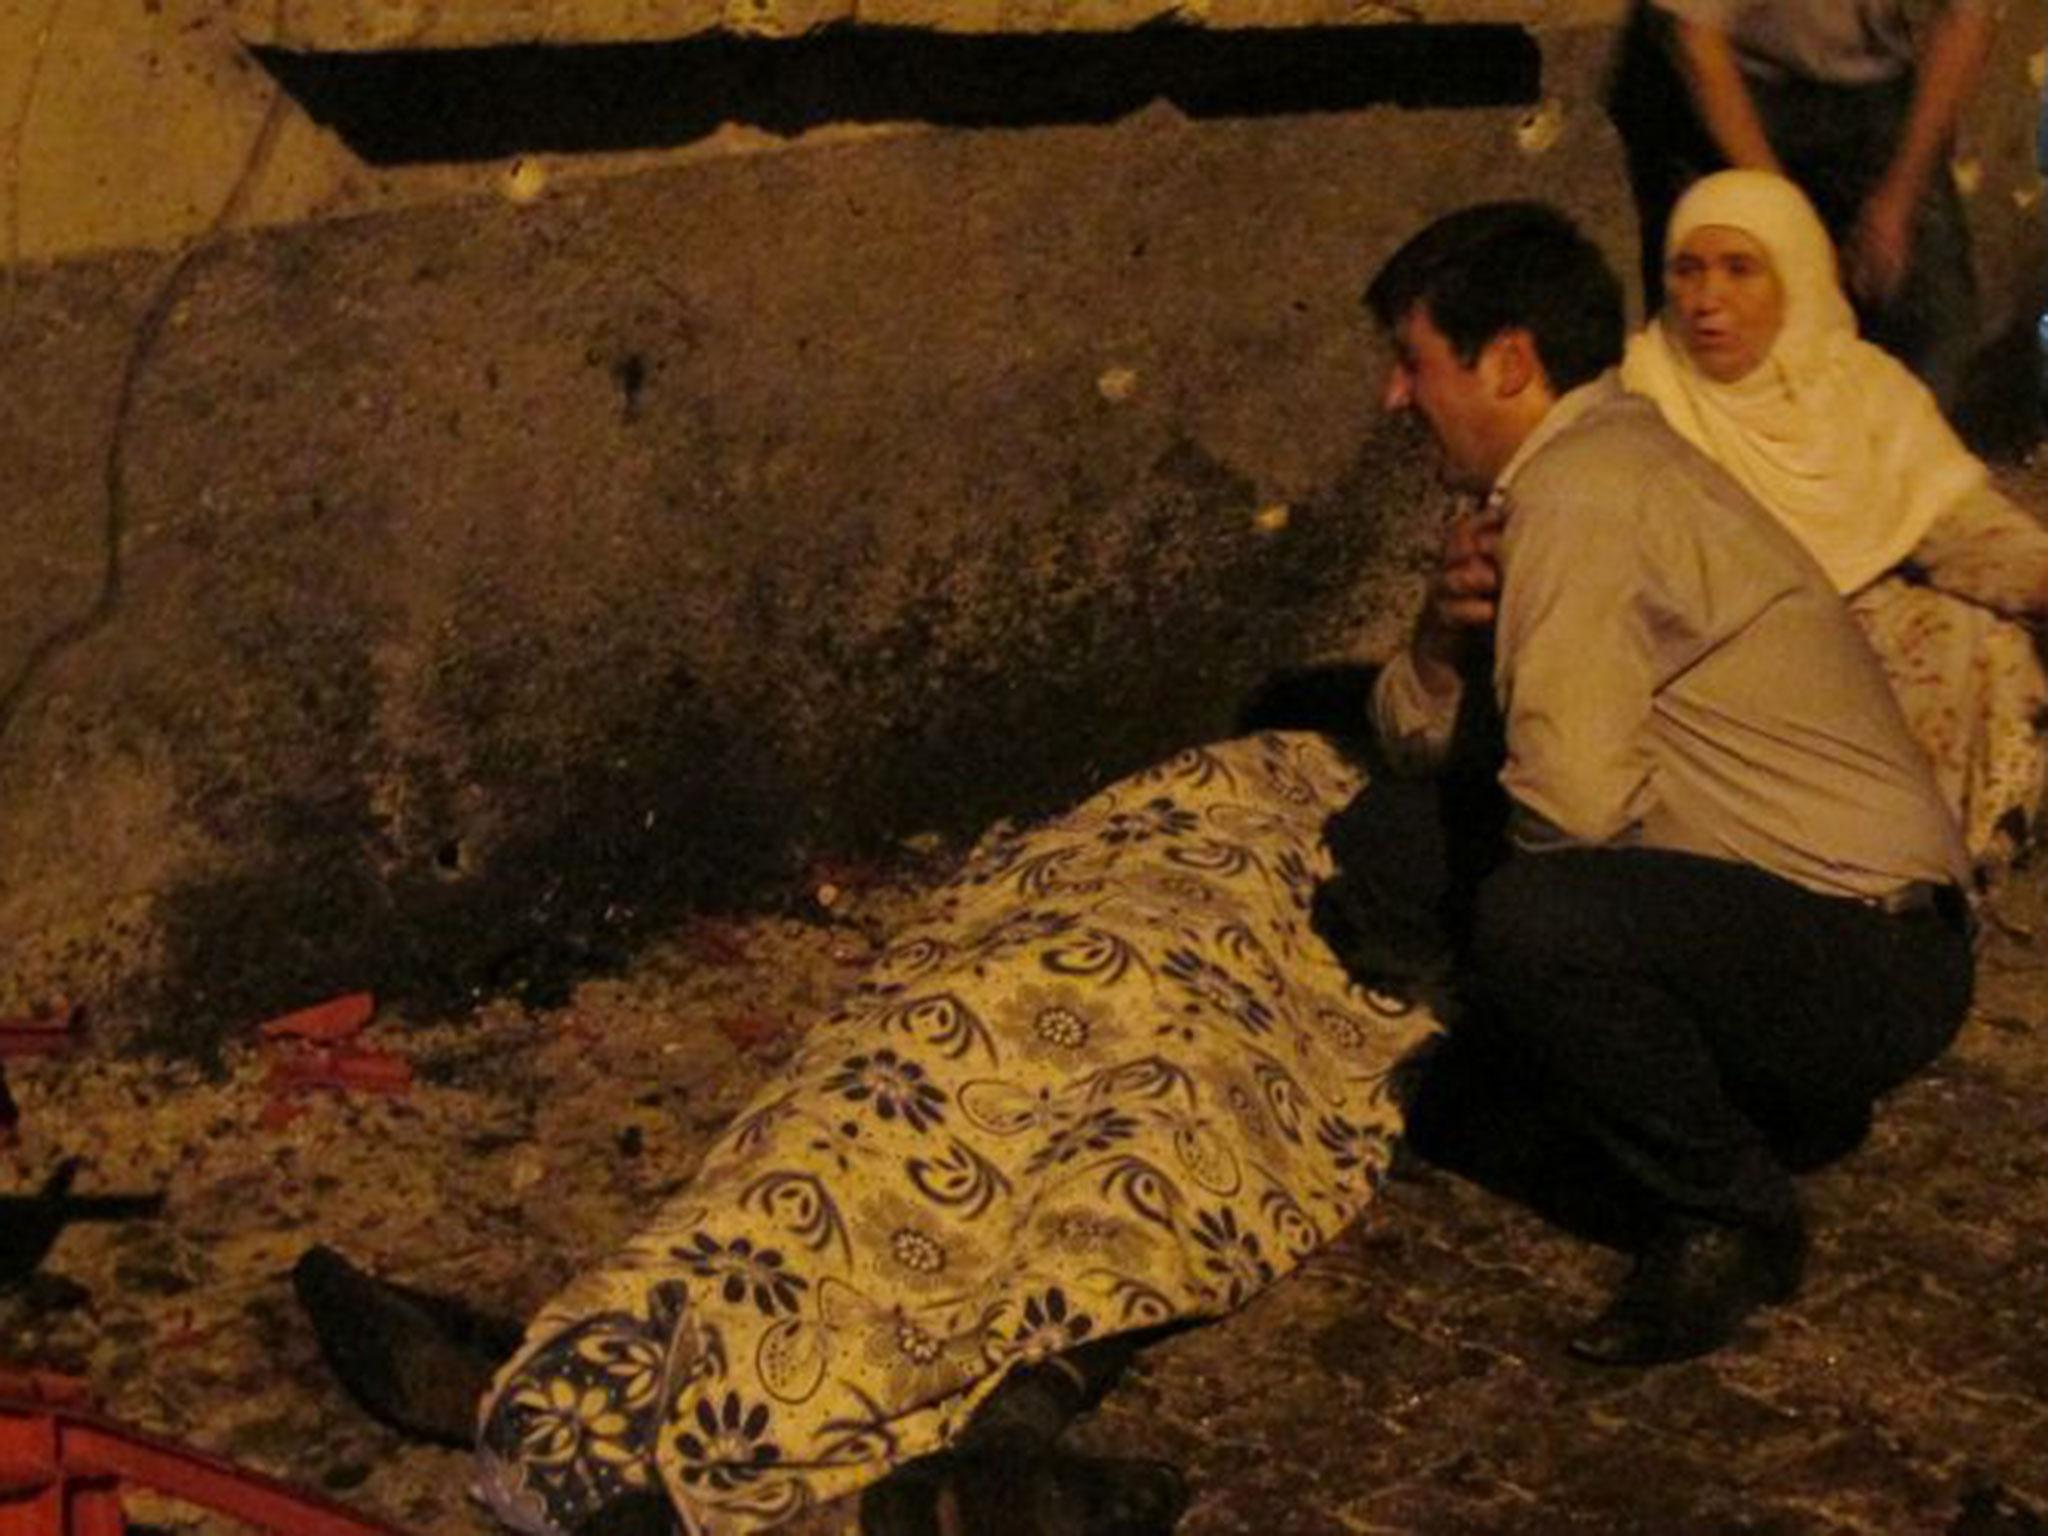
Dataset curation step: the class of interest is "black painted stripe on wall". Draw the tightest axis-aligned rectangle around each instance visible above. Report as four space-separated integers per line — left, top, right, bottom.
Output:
254 24 1541 164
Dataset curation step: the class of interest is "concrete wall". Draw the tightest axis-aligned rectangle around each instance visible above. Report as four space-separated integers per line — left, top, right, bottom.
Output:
3 0 1601 265
8 2 2038 272
0 5 2042 1051
226 0 1603 46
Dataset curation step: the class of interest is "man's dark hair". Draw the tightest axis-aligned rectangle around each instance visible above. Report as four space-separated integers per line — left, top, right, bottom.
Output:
1364 202 1624 393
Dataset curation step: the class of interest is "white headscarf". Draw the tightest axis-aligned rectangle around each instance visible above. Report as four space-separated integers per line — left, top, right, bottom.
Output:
1620 170 1986 595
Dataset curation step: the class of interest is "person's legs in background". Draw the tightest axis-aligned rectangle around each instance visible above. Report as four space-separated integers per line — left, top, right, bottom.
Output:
1755 75 1979 413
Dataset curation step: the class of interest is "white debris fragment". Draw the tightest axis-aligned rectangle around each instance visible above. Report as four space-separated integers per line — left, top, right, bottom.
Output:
505 157 549 204
1515 99 1565 156
508 1147 547 1192
1952 156 1983 196
1097 367 1140 403
1253 503 1291 535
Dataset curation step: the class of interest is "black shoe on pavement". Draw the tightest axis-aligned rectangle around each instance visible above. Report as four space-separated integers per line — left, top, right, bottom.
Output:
293 1244 524 1445
1567 1210 1807 1367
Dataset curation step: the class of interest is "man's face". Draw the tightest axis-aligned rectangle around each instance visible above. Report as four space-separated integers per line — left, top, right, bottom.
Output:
1382 304 1512 494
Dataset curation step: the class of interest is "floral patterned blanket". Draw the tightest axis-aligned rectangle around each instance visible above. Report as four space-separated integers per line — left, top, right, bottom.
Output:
477 731 1442 1535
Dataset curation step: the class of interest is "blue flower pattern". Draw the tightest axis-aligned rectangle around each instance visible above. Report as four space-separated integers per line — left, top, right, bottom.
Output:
479 733 1440 1535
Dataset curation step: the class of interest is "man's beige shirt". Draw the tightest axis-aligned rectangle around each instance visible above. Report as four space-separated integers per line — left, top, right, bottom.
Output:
1372 375 1968 900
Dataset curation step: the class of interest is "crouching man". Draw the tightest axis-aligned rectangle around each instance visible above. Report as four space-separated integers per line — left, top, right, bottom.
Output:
1362 203 1972 1365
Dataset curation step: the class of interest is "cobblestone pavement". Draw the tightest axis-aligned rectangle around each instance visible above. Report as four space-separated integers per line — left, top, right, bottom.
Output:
5 852 2048 1536
13 853 2046 1536
1067 864 2048 1536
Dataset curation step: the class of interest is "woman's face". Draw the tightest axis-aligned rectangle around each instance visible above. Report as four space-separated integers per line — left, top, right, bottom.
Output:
1664 224 1786 383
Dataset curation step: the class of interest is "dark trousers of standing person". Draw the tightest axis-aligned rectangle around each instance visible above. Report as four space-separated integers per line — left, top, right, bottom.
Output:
1750 74 1979 415
1461 846 1974 1238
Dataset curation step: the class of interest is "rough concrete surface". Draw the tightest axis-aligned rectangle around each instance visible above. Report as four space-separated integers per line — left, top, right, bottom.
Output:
1 0 2039 285
223 0 1630 49
2 87 1628 1049
6 1 1613 263
5 21 2044 1052
4 459 2048 1534
0 8 2043 1051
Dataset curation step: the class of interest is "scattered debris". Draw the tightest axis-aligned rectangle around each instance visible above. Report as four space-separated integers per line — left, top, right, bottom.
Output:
252 994 412 1129
4 719 2047 1534
1096 366 1139 403
263 1047 414 1102
257 994 377 1045
0 1003 84 1060
0 1006 84 1147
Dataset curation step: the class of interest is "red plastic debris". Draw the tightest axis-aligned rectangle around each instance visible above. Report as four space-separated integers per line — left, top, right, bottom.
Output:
256 993 375 1044
0 1004 83 1062
0 1370 89 1411
264 1047 413 1098
0 1375 415 1534
0 1005 84 1144
258 1043 413 1130
254 1095 311 1133
252 996 411 1129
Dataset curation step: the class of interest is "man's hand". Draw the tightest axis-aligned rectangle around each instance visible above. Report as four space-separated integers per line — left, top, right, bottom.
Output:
1851 182 1908 303
1413 508 1503 695
1848 181 1916 303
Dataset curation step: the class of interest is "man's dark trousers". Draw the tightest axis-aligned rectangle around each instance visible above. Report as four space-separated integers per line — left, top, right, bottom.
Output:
1461 846 1973 1229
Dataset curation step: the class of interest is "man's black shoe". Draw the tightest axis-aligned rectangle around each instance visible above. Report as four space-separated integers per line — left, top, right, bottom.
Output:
1568 1210 1807 1367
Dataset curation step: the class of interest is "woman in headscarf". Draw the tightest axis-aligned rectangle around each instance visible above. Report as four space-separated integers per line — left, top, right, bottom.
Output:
1622 168 2048 881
